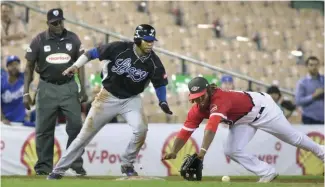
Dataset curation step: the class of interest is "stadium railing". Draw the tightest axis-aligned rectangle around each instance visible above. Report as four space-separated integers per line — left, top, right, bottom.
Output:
8 1 295 97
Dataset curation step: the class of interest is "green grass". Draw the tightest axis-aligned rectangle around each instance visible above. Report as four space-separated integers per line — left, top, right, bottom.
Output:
1 176 324 187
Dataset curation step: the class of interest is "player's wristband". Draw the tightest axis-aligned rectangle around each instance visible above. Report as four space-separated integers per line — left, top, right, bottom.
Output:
73 54 89 68
23 93 29 96
200 148 207 152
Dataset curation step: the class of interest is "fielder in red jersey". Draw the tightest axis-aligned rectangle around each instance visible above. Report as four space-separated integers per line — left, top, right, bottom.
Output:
162 77 324 183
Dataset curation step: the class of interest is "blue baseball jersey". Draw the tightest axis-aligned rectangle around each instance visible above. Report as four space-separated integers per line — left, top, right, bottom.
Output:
1 73 26 122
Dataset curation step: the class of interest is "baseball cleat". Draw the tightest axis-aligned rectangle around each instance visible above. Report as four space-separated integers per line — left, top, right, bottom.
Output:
258 173 278 183
72 167 87 176
47 173 63 180
36 171 49 175
121 165 139 177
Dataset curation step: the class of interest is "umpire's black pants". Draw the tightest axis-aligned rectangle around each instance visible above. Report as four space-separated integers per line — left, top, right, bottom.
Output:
34 79 83 173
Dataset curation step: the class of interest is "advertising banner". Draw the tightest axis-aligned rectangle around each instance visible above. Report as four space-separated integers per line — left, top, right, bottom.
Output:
1 123 323 176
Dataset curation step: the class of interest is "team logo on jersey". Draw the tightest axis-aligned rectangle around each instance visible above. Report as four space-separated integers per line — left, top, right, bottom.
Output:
26 47 32 52
66 43 72 51
1 86 24 103
210 104 218 113
46 53 71 64
44 45 51 52
111 58 149 82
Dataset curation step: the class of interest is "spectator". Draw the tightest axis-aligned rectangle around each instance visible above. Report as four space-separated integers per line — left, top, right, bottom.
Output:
1 55 25 125
267 85 296 119
1 67 7 79
295 45 305 65
137 1 148 13
253 32 263 51
295 56 324 125
173 6 184 26
213 18 223 38
221 75 235 90
1 3 26 46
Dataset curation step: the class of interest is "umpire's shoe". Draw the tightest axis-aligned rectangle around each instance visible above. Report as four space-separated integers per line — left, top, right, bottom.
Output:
121 165 138 176
72 167 87 176
47 173 63 180
36 171 49 175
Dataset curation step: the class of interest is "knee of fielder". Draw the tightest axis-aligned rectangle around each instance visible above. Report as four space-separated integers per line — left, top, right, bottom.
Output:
224 148 242 160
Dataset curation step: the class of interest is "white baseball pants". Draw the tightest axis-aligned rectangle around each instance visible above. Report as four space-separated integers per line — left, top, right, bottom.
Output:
224 92 324 177
52 88 148 174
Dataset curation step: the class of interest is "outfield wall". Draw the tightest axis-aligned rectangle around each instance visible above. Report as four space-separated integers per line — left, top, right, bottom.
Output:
1 123 323 176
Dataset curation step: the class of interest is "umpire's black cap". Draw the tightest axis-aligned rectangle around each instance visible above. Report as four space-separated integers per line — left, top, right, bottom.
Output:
47 8 65 23
188 77 209 100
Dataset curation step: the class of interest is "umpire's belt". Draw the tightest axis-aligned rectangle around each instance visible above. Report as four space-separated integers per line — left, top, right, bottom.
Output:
41 77 72 85
252 107 265 123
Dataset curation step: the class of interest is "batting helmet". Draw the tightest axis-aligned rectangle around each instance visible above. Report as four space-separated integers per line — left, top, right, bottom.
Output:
134 24 157 46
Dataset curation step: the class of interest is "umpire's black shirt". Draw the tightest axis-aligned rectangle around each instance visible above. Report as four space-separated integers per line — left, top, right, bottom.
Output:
96 41 168 99
25 29 84 82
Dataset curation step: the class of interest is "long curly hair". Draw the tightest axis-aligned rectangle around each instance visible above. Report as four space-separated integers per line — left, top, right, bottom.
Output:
207 83 218 96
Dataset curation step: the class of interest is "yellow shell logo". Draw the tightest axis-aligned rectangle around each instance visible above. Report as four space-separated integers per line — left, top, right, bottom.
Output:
20 132 62 175
162 132 199 176
296 132 324 175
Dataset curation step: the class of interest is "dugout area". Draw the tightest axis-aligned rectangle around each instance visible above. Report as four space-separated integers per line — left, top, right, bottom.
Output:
1 175 324 187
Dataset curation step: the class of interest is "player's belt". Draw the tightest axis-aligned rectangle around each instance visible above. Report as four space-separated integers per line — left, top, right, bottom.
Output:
243 91 266 123
252 107 265 122
41 77 72 85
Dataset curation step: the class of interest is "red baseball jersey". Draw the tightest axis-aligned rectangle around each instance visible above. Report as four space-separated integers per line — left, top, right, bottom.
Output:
183 88 254 132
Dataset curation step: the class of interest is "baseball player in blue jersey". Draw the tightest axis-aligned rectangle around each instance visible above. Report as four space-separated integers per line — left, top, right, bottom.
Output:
47 24 173 179
1 56 25 125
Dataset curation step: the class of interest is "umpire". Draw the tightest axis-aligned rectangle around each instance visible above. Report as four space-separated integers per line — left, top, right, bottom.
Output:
23 8 87 175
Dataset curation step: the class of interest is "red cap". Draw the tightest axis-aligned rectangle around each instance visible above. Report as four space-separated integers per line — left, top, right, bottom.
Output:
189 88 207 100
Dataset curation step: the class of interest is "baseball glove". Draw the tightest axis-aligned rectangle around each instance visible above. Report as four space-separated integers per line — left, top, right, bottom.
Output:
179 153 203 181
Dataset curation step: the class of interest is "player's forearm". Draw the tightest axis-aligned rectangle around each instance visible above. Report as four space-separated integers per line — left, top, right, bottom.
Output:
155 86 167 102
171 138 186 154
200 130 216 152
73 54 90 68
200 115 221 153
295 94 313 106
77 66 86 89
24 61 35 93
73 47 99 68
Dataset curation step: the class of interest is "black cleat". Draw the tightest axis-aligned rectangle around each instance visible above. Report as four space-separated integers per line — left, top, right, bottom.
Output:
121 165 138 176
47 173 63 180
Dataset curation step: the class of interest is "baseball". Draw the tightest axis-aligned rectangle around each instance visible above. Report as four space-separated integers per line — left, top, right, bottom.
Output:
222 176 230 182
